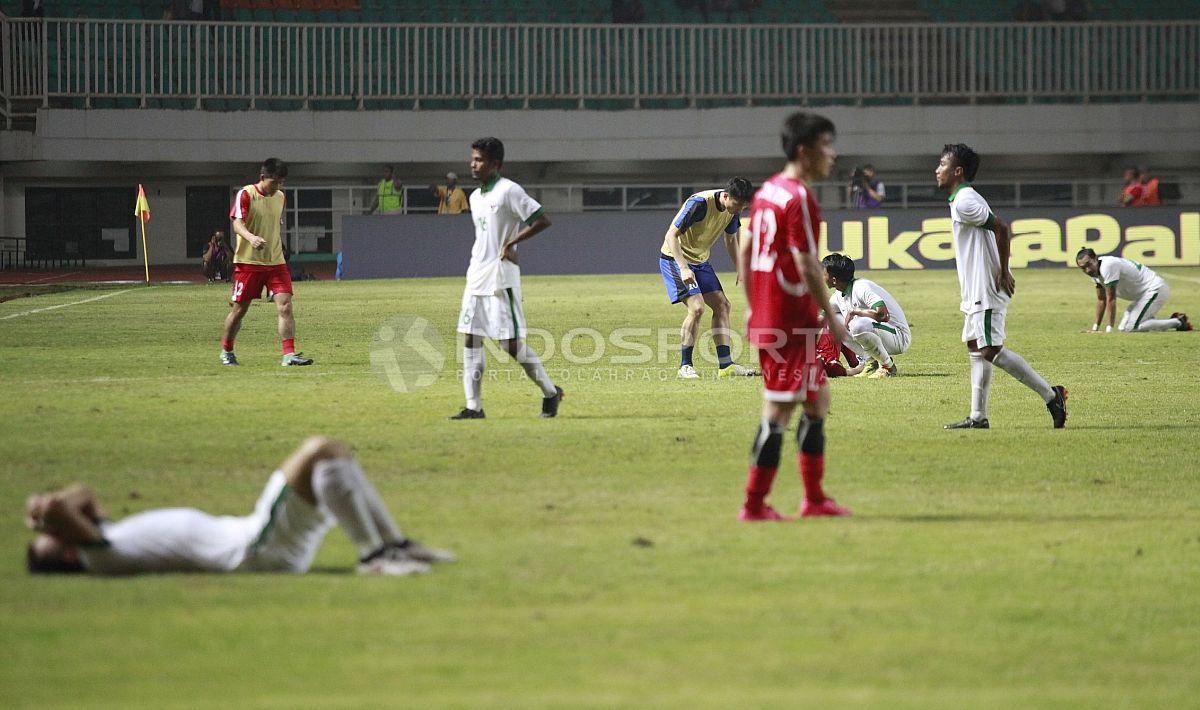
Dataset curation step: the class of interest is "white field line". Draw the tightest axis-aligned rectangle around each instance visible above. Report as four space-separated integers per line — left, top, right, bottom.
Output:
0 288 140 321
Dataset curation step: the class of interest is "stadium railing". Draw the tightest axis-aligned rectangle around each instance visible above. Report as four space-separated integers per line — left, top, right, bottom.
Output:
0 236 88 269
0 17 1196 117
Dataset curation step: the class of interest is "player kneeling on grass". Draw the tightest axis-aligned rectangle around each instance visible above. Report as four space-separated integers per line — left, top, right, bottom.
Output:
738 111 852 521
821 253 911 378
220 158 313 368
659 178 759 379
1075 248 1191 333
25 436 453 577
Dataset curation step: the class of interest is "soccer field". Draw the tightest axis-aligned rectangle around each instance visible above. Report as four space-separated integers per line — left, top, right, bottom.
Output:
2 268 1199 709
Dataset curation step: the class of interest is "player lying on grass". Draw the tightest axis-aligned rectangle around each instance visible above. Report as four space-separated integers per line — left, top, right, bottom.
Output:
25 436 454 577
936 143 1068 431
815 320 865 378
1074 248 1191 333
659 177 759 379
821 253 911 379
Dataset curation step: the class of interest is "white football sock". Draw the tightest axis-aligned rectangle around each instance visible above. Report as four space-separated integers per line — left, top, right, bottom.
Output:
347 458 405 544
312 458 385 558
463 346 485 411
991 348 1054 402
970 351 992 421
514 342 558 397
1137 318 1181 332
853 329 892 367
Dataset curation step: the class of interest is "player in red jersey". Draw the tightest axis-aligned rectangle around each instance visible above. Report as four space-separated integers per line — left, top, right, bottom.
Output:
737 112 852 521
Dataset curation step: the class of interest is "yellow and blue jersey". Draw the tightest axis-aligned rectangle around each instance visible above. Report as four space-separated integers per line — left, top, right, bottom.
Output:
659 189 741 265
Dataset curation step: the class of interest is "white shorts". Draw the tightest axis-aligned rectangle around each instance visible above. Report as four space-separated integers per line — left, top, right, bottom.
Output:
844 316 911 357
962 308 1006 347
238 471 334 573
458 285 527 340
1119 283 1168 332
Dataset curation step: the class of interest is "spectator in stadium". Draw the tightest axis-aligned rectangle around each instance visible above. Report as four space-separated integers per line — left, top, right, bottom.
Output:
202 229 232 282
431 172 469 215
170 0 202 20
367 164 404 215
1118 167 1144 207
847 164 885 209
1075 247 1190 332
1137 167 1162 206
24 436 455 577
659 177 759 379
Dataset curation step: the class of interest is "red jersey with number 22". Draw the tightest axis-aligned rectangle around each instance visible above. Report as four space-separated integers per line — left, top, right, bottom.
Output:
746 173 822 346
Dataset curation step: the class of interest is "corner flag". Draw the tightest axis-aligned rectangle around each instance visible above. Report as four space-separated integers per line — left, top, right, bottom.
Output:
135 184 151 282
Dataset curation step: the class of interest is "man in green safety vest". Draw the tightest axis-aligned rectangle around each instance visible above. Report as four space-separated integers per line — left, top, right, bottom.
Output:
368 164 404 215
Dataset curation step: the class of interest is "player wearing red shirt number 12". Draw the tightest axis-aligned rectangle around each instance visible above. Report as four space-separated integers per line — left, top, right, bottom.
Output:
737 112 852 521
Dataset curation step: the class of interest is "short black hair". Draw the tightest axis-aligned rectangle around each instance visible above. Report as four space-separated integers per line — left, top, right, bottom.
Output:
472 137 505 167
822 253 855 281
26 541 85 575
260 158 288 179
1075 247 1097 262
782 112 836 162
726 177 754 202
942 144 981 182
1124 166 1141 178
862 163 875 172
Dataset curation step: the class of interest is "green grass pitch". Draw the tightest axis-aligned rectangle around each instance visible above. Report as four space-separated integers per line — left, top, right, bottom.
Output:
2 268 1199 708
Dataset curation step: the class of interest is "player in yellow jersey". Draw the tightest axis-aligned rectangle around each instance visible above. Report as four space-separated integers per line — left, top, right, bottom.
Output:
658 178 758 379
220 158 313 367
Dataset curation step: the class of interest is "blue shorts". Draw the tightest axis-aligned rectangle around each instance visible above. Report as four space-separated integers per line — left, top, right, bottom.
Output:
659 255 724 304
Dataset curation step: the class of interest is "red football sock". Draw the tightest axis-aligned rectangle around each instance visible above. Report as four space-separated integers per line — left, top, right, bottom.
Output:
799 453 825 504
282 338 296 355
222 338 234 352
744 466 778 512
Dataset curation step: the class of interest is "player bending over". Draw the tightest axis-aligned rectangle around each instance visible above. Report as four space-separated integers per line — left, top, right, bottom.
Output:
936 144 1068 430
659 178 759 379
738 111 852 521
1075 248 1191 333
821 253 912 378
25 436 453 576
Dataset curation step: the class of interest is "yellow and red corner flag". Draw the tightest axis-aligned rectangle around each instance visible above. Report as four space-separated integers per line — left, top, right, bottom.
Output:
135 184 151 282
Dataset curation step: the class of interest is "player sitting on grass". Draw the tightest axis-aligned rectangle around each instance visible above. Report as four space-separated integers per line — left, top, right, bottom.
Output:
1075 248 1191 333
659 178 759 379
25 436 453 577
821 253 911 379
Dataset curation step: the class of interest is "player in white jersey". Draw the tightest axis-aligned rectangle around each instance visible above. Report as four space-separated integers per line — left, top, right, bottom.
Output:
936 144 1068 430
451 137 563 420
821 253 911 378
24 437 454 576
1075 248 1191 333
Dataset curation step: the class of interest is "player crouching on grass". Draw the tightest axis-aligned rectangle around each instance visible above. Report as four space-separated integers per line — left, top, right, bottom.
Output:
220 158 313 368
1075 248 1191 333
659 178 760 379
821 253 911 379
25 437 454 577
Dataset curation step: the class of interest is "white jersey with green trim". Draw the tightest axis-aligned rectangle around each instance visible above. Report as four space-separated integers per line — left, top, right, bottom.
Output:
79 508 258 574
949 184 1010 314
465 176 543 296
1093 256 1165 302
833 277 909 333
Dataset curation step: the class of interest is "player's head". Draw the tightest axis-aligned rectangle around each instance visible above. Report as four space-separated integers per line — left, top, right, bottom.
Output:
937 144 979 189
26 535 84 575
1075 247 1100 277
822 253 855 288
781 112 837 179
470 137 505 183
259 158 288 194
722 177 754 213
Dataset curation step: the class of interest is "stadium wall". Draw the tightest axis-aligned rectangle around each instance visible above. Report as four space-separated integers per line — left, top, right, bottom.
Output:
341 207 1200 279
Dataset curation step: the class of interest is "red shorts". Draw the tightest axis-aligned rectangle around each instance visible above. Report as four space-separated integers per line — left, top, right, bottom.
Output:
231 263 292 304
758 336 827 403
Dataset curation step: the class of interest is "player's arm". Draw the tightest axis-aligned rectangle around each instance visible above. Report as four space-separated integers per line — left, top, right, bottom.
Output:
853 300 890 323
664 225 696 286
724 233 740 285
25 484 107 545
1087 284 1107 332
988 214 1015 296
795 249 846 344
232 217 265 250
501 212 552 263
1103 285 1118 330
737 228 752 302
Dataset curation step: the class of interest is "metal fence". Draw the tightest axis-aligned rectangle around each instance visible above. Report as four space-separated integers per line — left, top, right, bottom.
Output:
1 18 1198 114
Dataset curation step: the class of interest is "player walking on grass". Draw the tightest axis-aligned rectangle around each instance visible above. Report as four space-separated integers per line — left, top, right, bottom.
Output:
738 112 852 521
660 178 759 379
936 144 1068 430
450 137 563 420
220 158 313 367
24 436 454 576
1075 248 1191 333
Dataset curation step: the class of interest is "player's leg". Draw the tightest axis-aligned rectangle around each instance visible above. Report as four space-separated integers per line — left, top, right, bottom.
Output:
452 292 487 419
1131 287 1181 331
268 267 311 366
945 313 992 428
497 284 561 416
977 310 1068 428
797 380 851 517
678 294 705 377
848 317 893 372
221 265 261 365
741 398 795 521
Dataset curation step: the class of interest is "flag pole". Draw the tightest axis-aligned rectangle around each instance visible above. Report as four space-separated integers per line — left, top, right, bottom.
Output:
140 217 149 283
134 183 151 283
